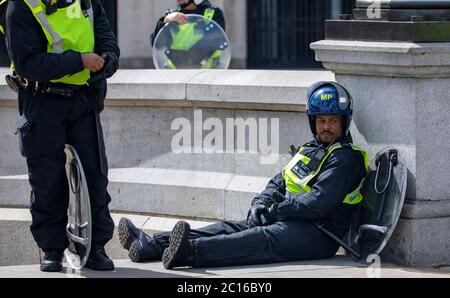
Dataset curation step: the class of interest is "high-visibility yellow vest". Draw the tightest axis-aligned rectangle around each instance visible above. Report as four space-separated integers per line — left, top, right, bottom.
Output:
282 142 369 205
22 0 95 85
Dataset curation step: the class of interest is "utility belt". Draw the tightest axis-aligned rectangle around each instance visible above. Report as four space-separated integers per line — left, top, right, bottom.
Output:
5 72 88 97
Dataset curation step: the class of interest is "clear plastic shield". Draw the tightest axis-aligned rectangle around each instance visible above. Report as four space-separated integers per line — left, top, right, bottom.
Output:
346 147 407 262
64 145 92 270
153 14 231 69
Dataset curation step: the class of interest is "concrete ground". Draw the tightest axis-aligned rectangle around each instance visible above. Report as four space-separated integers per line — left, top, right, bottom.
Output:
1 254 449 279
1 208 449 278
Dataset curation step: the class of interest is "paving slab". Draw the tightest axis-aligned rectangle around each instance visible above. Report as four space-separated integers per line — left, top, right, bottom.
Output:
0 256 449 278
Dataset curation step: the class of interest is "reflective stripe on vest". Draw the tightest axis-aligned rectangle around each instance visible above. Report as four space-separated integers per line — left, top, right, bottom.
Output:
282 143 369 205
0 0 7 34
23 0 95 85
203 7 216 20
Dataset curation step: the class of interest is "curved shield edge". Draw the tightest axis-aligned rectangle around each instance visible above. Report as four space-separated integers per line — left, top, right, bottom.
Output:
152 14 231 69
346 147 408 263
64 144 92 270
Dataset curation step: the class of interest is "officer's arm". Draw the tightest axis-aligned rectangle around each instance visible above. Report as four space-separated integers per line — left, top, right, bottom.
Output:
250 173 286 208
150 17 166 47
213 8 226 31
5 1 84 82
92 0 119 57
276 150 365 221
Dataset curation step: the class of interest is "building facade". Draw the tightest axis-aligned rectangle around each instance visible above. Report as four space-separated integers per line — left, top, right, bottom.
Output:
0 0 355 69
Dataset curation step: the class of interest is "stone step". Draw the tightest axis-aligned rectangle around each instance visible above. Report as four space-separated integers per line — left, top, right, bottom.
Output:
0 168 271 221
0 208 213 267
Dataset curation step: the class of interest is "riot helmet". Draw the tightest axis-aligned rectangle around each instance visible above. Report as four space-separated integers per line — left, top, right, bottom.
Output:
306 81 353 137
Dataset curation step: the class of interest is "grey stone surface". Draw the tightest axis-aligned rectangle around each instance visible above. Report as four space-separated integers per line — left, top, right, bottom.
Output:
382 217 450 267
0 209 212 267
311 40 450 77
186 70 333 105
0 170 267 220
107 69 202 100
402 200 450 219
0 220 40 266
0 107 26 176
0 209 39 266
0 177 30 206
415 78 450 201
1 257 449 278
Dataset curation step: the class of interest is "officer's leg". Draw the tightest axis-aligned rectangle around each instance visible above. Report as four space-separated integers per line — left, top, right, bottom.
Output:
125 220 249 262
67 107 114 248
19 92 71 251
153 220 249 249
191 221 340 268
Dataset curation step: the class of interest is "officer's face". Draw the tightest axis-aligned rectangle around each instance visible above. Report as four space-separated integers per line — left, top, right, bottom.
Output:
177 0 190 5
315 115 343 144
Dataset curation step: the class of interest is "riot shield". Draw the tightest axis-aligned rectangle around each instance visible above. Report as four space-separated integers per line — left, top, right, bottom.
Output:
64 144 92 270
152 14 231 69
346 147 408 261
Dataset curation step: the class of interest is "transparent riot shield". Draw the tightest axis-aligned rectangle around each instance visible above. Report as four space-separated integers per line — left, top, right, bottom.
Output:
153 14 231 69
346 147 408 261
64 144 92 270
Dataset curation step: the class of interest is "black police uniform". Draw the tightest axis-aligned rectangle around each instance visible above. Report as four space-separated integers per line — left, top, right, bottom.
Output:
5 0 119 254
150 2 226 47
132 137 367 267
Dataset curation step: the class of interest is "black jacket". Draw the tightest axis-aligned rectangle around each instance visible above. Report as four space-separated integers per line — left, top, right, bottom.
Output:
251 138 367 235
5 0 119 82
150 4 226 47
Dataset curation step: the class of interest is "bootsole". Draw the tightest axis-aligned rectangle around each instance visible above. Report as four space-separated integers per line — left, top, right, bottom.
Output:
118 218 135 250
162 221 190 269
128 240 142 262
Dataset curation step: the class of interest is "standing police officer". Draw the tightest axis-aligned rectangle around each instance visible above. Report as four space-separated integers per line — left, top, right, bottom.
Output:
150 0 226 47
118 81 369 269
4 0 119 272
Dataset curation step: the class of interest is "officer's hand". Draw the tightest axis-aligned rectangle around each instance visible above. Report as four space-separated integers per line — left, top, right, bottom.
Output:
82 53 105 73
164 12 188 24
100 52 119 79
247 205 269 228
261 203 278 226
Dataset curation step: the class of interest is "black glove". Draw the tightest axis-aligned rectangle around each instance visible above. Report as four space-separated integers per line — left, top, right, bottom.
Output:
260 203 278 226
101 51 119 79
89 52 119 84
247 205 268 228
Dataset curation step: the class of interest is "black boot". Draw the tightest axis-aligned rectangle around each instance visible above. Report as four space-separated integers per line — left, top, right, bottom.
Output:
118 217 163 262
40 249 63 272
162 221 195 269
128 234 163 263
118 217 140 250
84 246 114 271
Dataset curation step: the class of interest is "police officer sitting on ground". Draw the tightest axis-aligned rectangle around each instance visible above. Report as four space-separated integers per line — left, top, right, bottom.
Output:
150 0 226 47
4 0 119 272
118 81 368 269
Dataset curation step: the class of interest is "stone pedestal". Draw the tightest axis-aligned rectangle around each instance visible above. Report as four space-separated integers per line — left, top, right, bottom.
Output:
311 40 450 267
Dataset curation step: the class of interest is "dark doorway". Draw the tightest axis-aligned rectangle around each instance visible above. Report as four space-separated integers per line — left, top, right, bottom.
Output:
0 0 118 67
247 0 355 69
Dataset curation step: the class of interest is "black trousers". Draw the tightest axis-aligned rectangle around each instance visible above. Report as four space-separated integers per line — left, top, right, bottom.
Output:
153 220 340 268
17 89 114 251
